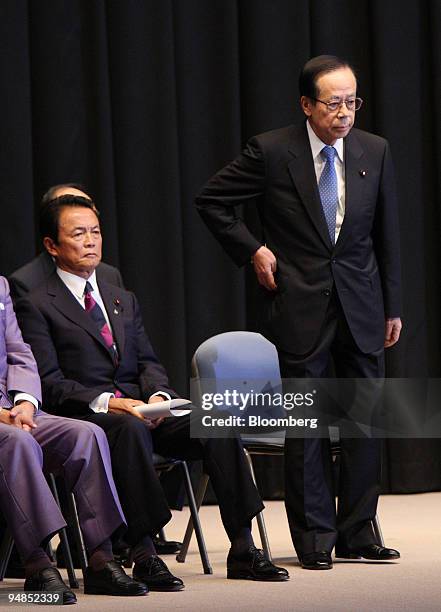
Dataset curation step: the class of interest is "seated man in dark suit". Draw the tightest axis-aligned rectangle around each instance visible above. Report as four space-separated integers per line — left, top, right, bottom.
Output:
16 193 289 586
0 275 148 603
9 183 182 558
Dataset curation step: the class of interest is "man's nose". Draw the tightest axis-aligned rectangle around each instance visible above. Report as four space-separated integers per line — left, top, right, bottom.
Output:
83 231 95 244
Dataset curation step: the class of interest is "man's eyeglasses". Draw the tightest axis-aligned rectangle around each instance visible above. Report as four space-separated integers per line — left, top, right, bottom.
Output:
311 97 363 112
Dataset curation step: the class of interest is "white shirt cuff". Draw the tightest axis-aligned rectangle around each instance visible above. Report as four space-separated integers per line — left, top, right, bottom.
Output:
90 392 114 413
14 393 39 414
150 391 172 402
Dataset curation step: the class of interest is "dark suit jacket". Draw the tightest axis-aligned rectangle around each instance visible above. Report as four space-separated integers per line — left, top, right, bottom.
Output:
15 273 177 418
9 251 124 300
196 122 401 355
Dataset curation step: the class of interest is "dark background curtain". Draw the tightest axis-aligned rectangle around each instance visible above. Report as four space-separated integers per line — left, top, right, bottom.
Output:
1 0 440 494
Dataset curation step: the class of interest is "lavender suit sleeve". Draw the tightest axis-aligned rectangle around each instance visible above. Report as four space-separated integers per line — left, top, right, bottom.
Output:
0 277 42 404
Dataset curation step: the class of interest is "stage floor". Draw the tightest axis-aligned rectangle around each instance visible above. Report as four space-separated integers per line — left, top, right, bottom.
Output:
1 492 440 611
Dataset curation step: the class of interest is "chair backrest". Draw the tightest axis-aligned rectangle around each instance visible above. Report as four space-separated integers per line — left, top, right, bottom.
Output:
192 331 280 382
191 331 285 436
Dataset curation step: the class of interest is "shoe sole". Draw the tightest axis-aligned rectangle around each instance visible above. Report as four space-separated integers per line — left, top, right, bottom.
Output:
227 571 289 581
84 586 148 596
146 584 185 592
335 554 400 560
301 564 333 570
335 555 400 561
24 587 77 604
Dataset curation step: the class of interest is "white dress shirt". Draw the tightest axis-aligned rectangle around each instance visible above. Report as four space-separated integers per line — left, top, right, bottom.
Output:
306 120 345 242
57 268 111 327
0 393 39 417
13 393 39 413
56 267 169 413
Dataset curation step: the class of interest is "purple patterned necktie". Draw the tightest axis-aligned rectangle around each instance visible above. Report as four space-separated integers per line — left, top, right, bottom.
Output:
84 281 119 365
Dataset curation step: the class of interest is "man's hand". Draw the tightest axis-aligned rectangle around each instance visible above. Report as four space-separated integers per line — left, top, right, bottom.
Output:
146 395 166 429
108 397 145 420
0 410 13 426
9 401 37 433
384 317 402 348
252 246 277 291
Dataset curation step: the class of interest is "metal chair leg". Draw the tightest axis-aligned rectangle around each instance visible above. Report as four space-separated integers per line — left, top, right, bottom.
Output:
47 474 79 589
0 530 14 581
176 471 209 564
158 528 166 540
372 514 384 546
67 492 88 575
46 540 55 563
175 463 211 574
243 448 272 562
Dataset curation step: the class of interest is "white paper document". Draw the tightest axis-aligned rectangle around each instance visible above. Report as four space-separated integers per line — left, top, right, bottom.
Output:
137 398 192 419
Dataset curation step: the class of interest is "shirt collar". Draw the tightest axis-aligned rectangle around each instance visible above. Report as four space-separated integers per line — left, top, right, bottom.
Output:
306 120 344 163
56 268 98 300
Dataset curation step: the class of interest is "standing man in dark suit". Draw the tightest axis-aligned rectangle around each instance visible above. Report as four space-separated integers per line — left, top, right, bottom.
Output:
9 184 123 300
196 55 402 570
16 194 289 585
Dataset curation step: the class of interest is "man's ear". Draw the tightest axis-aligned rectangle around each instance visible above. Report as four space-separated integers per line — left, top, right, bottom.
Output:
43 236 58 258
300 96 313 117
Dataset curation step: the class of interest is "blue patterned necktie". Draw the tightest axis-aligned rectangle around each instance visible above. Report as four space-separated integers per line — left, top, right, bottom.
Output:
318 145 338 244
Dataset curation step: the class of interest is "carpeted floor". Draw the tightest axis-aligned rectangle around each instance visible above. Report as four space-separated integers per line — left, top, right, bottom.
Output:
1 492 439 611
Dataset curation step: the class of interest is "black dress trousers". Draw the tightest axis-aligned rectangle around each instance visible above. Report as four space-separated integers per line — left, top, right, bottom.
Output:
279 293 384 558
83 408 264 544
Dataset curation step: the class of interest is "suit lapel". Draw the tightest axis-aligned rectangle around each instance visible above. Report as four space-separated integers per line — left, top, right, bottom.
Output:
99 281 125 358
287 124 333 250
47 274 115 362
335 131 364 250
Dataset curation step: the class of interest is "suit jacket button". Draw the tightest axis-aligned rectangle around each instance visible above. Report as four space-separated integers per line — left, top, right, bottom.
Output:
323 289 331 297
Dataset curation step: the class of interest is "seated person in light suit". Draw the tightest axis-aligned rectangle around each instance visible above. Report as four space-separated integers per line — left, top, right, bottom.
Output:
0 276 148 604
16 193 289 588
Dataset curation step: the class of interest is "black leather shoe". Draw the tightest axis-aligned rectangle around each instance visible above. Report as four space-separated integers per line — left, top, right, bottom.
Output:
152 536 182 555
227 546 289 581
133 556 184 591
84 561 148 596
24 567 77 605
300 551 333 570
335 544 400 560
